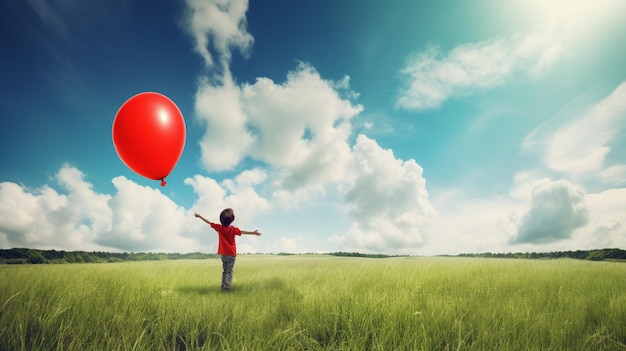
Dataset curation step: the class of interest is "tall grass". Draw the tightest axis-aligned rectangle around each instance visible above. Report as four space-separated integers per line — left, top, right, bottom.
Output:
1 255 625 350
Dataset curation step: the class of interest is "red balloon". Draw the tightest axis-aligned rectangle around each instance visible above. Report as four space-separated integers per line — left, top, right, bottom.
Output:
112 92 186 186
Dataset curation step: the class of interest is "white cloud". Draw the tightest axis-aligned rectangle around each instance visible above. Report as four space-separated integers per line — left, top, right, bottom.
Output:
56 165 112 236
510 179 589 244
194 63 363 206
336 135 435 254
584 188 626 247
544 82 626 183
184 0 253 68
242 65 362 191
396 29 563 111
0 182 43 246
98 176 193 252
185 169 270 224
194 75 254 171
0 164 274 253
425 193 521 255
273 237 302 254
0 165 112 250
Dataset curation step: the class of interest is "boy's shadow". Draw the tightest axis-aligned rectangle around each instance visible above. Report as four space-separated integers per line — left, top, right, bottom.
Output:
176 278 293 296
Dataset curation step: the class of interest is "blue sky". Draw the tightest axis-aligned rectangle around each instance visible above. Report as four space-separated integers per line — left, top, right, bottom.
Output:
1 0 625 255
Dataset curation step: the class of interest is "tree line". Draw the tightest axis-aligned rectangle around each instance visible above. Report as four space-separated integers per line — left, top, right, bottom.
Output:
457 248 626 261
329 249 626 261
0 247 624 264
0 248 218 264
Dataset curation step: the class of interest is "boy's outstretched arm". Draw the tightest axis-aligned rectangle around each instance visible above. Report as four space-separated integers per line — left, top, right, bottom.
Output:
194 213 212 225
241 229 262 236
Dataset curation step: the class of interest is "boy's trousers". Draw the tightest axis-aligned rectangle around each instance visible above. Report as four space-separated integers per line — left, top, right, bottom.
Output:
221 255 236 290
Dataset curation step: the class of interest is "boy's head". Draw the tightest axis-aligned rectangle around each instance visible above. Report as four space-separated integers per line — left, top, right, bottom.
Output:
219 208 235 226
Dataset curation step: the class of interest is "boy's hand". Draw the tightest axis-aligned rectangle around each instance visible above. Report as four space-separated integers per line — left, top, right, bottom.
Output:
194 213 200 218
254 230 262 236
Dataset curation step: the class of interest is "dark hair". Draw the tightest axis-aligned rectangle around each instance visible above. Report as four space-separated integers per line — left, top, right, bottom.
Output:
219 208 235 226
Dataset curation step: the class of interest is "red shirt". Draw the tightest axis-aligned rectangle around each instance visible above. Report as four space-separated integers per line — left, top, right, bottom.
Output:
210 222 242 256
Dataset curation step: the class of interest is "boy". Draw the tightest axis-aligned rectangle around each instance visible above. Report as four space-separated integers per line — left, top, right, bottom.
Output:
194 208 261 292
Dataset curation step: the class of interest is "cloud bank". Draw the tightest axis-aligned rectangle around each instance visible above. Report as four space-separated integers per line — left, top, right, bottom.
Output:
0 164 273 253
0 166 112 251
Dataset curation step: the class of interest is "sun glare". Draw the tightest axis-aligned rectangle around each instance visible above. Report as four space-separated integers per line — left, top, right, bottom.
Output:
505 0 626 50
514 0 624 29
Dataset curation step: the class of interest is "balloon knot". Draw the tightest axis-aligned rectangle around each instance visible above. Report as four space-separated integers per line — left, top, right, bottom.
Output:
160 179 166 186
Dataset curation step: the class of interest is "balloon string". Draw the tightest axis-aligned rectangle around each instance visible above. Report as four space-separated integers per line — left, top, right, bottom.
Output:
161 179 166 186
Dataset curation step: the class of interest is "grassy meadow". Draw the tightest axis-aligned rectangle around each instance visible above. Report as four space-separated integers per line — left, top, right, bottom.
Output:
1 255 625 350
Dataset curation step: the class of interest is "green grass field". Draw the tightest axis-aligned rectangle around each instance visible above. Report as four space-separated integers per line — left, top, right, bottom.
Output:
1 255 625 350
